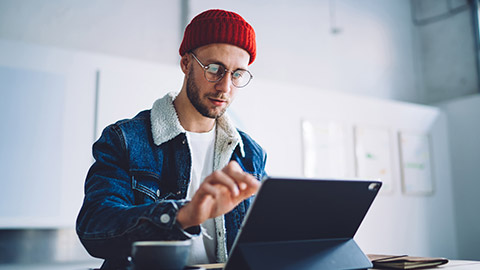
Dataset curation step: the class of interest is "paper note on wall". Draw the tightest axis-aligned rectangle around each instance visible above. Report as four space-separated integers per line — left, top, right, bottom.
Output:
399 132 434 195
302 120 349 178
354 126 394 193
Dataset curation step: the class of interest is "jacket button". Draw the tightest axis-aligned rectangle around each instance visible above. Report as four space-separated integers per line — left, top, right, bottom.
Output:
156 189 160 197
176 191 181 195
182 139 186 144
160 214 170 224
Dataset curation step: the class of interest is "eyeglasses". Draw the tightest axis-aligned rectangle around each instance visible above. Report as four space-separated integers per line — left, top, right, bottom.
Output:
190 52 253 88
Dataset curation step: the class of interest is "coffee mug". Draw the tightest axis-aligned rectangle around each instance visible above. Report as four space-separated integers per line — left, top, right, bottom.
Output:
131 240 192 270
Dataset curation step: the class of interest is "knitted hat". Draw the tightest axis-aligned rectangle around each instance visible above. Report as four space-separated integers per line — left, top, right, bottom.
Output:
179 9 256 65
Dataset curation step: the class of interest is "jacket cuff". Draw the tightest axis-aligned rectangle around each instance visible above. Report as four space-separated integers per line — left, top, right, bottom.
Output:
148 199 201 239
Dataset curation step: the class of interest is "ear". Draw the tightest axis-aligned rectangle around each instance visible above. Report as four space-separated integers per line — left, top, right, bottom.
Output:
180 54 190 75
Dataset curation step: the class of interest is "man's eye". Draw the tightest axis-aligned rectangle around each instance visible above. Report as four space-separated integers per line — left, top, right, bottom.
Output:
206 64 221 75
233 71 244 79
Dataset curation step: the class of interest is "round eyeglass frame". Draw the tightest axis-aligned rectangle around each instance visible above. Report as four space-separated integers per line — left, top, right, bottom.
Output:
190 52 253 88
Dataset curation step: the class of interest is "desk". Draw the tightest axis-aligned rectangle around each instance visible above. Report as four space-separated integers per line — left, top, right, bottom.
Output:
429 260 480 269
3 260 475 270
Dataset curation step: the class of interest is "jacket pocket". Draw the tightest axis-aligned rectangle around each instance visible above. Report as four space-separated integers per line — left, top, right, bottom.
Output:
131 172 174 204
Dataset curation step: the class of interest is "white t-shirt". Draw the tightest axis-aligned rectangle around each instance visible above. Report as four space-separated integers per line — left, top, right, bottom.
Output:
185 126 217 264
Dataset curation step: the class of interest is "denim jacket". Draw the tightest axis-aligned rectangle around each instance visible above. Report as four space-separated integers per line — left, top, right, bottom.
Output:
76 92 267 269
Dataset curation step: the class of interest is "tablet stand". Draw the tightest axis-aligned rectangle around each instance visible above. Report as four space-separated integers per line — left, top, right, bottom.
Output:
228 238 372 270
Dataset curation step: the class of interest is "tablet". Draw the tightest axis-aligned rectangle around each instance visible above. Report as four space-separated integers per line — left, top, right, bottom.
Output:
224 177 382 270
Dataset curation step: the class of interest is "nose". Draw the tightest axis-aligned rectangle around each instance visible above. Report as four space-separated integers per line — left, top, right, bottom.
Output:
215 72 234 93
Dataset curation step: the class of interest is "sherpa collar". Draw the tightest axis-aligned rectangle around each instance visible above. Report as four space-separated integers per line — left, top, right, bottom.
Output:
150 91 245 157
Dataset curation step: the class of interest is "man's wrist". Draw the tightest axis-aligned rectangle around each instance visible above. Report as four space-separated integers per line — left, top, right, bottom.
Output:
176 205 192 229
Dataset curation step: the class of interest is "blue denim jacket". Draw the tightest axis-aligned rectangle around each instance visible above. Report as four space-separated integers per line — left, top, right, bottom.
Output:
76 92 267 269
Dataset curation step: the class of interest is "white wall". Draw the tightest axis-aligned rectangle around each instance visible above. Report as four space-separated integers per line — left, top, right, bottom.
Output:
0 0 182 64
190 0 420 103
440 95 480 260
1 0 474 105
0 0 421 103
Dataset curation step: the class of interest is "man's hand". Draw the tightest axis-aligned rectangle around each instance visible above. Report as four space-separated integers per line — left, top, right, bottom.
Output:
176 161 260 229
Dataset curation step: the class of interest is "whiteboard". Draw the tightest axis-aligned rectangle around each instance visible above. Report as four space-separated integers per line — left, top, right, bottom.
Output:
0 66 65 224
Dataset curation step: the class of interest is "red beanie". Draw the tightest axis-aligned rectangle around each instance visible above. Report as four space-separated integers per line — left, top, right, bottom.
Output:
179 9 256 65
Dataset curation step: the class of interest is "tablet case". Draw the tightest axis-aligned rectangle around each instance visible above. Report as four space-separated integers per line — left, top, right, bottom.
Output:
224 177 382 270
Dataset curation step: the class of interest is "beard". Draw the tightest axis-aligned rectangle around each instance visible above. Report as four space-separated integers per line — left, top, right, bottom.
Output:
186 67 229 119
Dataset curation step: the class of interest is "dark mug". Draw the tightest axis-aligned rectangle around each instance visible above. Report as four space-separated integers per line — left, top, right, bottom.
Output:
131 240 192 270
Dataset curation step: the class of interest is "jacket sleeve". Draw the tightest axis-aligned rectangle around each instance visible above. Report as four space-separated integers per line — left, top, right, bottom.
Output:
76 124 200 262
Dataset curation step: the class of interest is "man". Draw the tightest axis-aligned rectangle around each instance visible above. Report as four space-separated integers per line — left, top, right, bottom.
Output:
76 9 267 270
